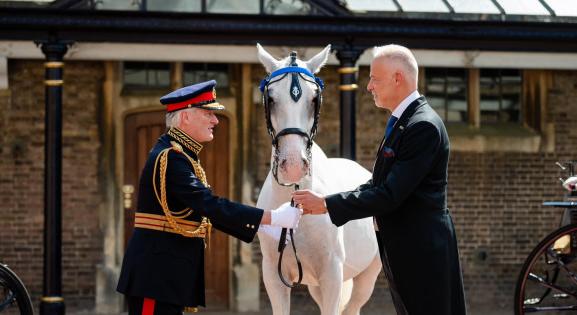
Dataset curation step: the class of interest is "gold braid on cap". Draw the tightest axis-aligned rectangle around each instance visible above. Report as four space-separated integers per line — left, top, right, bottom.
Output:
152 141 212 244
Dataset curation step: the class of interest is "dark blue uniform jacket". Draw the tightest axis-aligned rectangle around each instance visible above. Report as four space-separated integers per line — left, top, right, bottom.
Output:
117 128 263 307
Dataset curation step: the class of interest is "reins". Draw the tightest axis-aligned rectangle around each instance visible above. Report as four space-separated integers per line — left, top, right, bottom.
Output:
277 184 303 288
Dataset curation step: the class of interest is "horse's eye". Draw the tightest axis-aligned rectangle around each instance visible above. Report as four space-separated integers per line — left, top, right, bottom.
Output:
267 95 275 105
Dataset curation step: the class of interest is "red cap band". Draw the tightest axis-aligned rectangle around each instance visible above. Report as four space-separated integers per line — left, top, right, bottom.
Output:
166 90 215 112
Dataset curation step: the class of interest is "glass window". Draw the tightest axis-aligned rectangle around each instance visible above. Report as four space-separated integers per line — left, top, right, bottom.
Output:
344 0 398 12
264 0 313 15
397 0 450 12
147 0 201 12
496 0 550 15
480 69 522 123
207 0 259 14
544 0 577 17
425 68 467 123
95 0 140 10
447 0 501 14
183 63 230 90
123 62 170 89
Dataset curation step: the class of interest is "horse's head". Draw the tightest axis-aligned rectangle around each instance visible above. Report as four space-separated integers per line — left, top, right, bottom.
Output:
257 43 331 186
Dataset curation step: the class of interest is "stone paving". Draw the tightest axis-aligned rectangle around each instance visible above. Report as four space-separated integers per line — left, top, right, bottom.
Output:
69 284 510 315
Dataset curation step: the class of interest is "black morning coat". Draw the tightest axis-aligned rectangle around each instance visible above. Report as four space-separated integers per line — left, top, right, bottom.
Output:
117 127 264 308
325 97 467 315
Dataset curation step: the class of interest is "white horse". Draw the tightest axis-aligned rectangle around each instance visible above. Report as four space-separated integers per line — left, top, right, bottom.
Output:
256 44 382 315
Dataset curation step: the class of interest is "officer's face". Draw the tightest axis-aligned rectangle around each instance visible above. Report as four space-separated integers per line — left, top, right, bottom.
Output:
367 57 401 111
179 108 219 143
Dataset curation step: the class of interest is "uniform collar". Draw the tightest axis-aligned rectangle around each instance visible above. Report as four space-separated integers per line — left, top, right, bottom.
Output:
391 90 420 119
167 127 203 156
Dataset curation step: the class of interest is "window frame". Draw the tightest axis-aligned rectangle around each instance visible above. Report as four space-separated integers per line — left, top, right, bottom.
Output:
122 61 172 91
421 66 552 153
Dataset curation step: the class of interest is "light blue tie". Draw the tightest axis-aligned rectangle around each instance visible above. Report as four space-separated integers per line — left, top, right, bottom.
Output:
385 116 398 139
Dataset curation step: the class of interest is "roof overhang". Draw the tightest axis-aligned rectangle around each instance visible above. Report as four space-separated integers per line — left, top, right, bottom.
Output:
1 8 577 52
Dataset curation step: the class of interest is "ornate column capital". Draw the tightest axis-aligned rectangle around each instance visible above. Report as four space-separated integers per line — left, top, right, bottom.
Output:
35 38 73 61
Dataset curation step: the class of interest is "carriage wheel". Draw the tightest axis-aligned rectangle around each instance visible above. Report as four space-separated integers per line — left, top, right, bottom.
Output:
0 264 33 315
515 223 577 314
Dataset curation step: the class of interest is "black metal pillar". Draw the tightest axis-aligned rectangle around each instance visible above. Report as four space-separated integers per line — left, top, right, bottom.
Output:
37 38 70 315
335 45 363 160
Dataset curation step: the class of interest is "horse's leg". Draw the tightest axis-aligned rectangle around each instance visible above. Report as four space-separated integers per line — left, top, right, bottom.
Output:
262 259 291 315
342 254 382 315
318 262 344 315
307 285 323 312
339 278 353 314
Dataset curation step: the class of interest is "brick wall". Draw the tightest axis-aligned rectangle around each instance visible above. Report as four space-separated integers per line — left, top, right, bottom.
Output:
250 64 577 311
449 70 577 308
0 60 104 309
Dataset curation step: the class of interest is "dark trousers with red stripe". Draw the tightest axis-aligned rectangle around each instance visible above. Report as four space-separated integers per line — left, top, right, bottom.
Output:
127 296 183 315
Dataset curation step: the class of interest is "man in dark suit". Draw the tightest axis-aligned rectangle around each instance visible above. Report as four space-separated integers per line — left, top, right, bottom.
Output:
293 45 466 315
117 80 301 315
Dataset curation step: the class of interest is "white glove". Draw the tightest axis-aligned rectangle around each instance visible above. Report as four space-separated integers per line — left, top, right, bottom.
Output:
270 202 302 229
563 176 577 191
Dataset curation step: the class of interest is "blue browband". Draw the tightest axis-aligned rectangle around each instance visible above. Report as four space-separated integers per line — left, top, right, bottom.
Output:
259 66 324 92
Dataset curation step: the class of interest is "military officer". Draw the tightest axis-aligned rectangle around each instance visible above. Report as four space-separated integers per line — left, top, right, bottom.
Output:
117 80 301 315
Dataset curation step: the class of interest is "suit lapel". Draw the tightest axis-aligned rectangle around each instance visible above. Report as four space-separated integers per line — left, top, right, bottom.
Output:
372 97 427 180
383 96 426 147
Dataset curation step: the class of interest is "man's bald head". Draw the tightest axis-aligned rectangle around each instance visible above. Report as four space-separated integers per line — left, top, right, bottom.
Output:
372 44 418 89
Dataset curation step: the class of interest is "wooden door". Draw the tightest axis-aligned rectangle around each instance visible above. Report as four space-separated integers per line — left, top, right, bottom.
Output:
124 110 230 309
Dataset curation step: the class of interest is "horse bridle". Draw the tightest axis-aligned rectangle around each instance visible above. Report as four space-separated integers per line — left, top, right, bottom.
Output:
259 51 324 187
259 52 325 288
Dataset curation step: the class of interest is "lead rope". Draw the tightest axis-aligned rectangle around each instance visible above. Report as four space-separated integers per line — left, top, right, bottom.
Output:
277 184 303 287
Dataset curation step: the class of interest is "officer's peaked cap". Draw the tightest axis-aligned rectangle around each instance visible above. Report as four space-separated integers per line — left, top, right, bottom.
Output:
160 80 225 112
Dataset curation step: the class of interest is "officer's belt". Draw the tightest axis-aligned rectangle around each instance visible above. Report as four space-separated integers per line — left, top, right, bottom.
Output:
134 213 206 238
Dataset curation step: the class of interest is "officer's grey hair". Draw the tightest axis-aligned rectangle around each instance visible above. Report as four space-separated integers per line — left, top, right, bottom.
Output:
166 108 195 128
372 44 419 85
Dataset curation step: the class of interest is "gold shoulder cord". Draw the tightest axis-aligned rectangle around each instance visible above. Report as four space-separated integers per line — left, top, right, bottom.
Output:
152 142 212 244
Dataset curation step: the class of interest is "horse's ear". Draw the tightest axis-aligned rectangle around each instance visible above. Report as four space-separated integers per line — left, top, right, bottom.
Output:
257 43 279 73
306 44 331 74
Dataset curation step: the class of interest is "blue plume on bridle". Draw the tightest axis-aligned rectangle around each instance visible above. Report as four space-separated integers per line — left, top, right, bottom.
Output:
259 67 325 92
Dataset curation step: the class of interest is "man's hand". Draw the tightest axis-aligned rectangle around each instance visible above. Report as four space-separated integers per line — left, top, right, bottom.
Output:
292 190 328 215
270 202 302 229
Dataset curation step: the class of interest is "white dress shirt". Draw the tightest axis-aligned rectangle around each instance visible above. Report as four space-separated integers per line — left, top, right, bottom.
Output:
391 90 421 121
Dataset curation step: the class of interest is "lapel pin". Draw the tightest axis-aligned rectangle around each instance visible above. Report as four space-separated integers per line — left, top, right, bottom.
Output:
382 147 395 158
